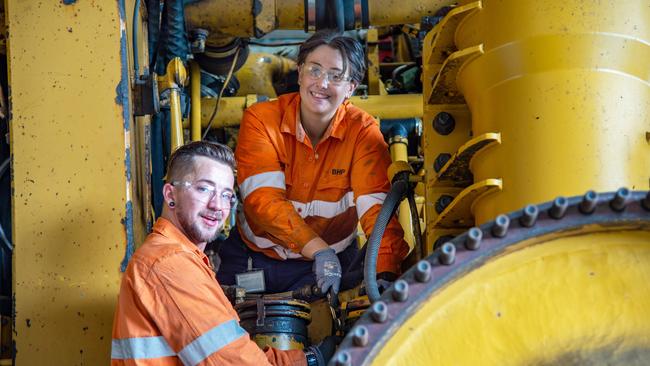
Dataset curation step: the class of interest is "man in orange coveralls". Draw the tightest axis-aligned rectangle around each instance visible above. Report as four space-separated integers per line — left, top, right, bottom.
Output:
111 141 333 366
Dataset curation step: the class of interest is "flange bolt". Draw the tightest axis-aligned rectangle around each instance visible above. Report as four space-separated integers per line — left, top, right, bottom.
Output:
549 197 568 219
610 188 630 212
519 205 538 227
492 214 510 237
352 326 369 347
435 195 454 214
439 242 456 265
433 112 455 135
579 191 598 214
370 301 388 323
414 260 431 283
392 280 409 302
465 227 482 250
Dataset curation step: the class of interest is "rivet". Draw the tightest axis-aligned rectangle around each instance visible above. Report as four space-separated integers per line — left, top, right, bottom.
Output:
334 351 352 366
643 191 650 211
439 242 456 265
352 326 369 347
435 195 454 214
610 187 630 212
414 260 431 283
370 301 388 323
465 227 482 250
391 280 409 302
549 197 568 219
579 190 598 214
492 214 509 237
519 205 538 227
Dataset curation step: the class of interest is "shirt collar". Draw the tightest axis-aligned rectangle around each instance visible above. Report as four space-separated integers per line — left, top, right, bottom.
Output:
153 218 207 258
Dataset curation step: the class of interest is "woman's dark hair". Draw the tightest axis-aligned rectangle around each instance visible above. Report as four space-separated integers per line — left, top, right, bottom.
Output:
166 141 236 182
297 29 366 84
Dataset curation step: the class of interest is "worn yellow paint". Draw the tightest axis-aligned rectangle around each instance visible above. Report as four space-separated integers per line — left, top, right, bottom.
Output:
189 60 202 142
7 0 144 364
454 0 650 223
389 137 414 251
236 53 297 98
373 230 650 365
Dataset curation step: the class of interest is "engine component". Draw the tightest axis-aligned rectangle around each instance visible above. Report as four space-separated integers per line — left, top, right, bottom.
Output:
236 297 312 350
334 189 650 365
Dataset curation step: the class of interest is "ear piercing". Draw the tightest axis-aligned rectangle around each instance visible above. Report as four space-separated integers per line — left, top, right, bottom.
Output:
169 201 175 207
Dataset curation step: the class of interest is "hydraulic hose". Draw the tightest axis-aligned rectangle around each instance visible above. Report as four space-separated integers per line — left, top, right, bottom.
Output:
408 190 423 261
364 173 409 303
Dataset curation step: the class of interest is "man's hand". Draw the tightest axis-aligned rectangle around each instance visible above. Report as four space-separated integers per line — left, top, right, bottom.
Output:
312 248 342 295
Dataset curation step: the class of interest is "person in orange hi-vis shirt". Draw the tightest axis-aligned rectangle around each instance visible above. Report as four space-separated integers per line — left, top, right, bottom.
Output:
217 30 410 297
111 141 335 366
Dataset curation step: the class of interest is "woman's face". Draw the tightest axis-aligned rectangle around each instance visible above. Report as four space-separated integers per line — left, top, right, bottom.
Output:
298 45 357 121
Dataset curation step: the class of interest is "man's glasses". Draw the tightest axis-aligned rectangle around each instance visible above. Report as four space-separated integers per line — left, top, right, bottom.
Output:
171 181 237 207
302 63 352 85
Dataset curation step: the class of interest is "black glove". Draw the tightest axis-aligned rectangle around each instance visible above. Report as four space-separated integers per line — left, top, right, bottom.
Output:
304 336 338 366
313 248 342 295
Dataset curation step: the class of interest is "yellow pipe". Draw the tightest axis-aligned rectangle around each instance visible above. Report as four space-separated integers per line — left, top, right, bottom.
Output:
389 136 414 252
194 94 424 129
455 0 650 223
189 60 202 141
185 0 455 39
163 58 187 150
236 53 297 98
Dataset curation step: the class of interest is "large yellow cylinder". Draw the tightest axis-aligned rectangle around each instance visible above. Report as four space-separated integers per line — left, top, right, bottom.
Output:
456 0 650 223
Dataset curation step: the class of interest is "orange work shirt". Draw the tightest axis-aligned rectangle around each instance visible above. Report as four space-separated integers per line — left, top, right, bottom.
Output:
236 92 409 274
111 218 306 366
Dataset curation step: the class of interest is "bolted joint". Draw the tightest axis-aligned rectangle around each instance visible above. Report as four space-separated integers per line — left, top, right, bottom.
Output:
433 112 456 135
334 351 352 366
549 197 568 219
610 187 630 212
414 260 432 283
392 280 409 302
519 205 539 227
439 243 456 265
579 191 598 214
352 326 369 347
370 301 389 323
435 195 454 214
434 153 452 173
492 214 510 238
465 227 482 250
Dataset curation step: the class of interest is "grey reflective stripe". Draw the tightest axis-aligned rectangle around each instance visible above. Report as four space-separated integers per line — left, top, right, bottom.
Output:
239 171 286 200
177 319 247 366
111 336 175 360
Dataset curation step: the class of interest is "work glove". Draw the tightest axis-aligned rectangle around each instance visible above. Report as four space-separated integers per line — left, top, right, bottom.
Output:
313 248 342 295
304 336 339 366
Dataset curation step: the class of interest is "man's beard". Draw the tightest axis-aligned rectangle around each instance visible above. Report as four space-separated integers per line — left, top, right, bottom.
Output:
178 211 223 244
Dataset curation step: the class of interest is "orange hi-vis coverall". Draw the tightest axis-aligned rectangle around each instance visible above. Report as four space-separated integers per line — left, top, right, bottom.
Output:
236 92 409 274
111 218 306 366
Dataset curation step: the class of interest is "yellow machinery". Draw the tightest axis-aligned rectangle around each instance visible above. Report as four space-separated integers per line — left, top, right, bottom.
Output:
1 0 648 365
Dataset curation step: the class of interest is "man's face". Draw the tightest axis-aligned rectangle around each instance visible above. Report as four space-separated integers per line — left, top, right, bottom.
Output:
170 157 235 245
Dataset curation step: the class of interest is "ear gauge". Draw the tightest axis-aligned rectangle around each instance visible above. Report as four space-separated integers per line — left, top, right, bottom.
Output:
168 201 175 207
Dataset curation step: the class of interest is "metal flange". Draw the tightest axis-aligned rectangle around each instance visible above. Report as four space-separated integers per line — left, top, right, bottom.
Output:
331 189 650 366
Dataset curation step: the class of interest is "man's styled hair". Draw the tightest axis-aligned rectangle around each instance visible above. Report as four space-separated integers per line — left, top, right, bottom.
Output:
297 29 366 84
166 141 236 182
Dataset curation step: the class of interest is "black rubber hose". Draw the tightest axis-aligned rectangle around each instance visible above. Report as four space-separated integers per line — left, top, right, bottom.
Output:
408 190 423 261
164 0 190 62
364 175 409 303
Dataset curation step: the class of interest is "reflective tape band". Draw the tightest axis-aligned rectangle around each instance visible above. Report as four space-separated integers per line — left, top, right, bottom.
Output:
178 320 247 366
239 171 286 200
291 191 355 219
239 212 357 259
111 336 175 360
356 192 387 218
